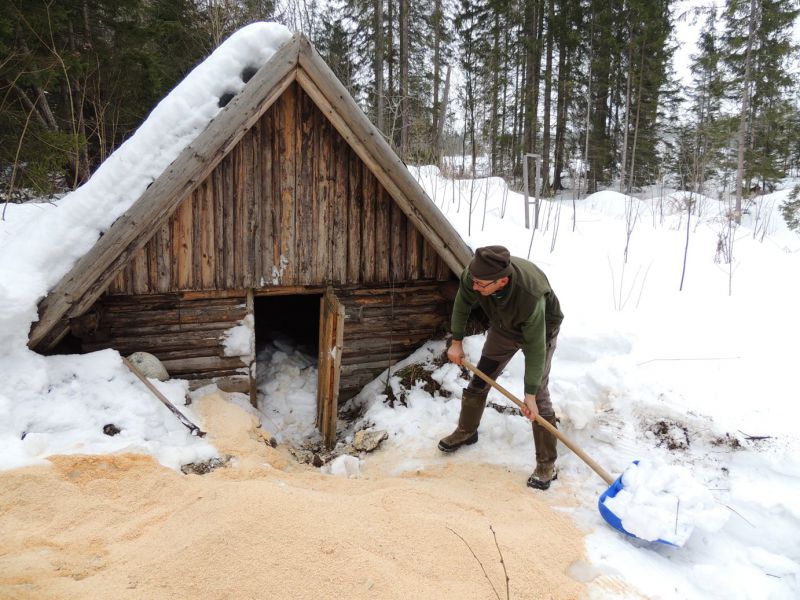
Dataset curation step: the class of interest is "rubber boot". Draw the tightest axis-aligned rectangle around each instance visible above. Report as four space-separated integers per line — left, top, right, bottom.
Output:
438 389 487 452
527 414 559 490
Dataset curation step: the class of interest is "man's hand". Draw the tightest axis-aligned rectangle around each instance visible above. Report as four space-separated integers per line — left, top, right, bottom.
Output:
447 340 464 366
521 393 539 421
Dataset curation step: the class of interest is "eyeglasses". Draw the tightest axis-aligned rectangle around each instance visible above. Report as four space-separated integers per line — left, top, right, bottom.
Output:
471 278 498 289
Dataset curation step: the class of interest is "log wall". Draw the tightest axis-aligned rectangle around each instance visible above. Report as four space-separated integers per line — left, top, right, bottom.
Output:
337 281 455 399
72 291 251 392
71 280 456 399
107 82 451 296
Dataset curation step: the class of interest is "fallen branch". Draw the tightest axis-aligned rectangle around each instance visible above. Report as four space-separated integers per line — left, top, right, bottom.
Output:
719 503 755 527
737 430 772 441
447 526 501 600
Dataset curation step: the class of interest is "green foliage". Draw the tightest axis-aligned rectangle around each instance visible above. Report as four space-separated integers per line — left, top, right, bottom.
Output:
722 0 800 191
781 185 800 232
0 0 262 197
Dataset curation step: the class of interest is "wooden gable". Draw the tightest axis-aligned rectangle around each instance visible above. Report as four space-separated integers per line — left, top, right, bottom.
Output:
107 83 450 296
30 34 471 354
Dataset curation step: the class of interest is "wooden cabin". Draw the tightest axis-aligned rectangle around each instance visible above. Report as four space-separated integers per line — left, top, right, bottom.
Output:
28 35 472 448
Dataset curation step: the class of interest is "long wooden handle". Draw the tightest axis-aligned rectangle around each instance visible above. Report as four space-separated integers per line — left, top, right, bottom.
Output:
462 358 614 485
122 357 206 437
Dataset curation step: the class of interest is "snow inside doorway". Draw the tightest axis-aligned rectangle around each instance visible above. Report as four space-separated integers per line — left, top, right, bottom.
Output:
253 294 321 445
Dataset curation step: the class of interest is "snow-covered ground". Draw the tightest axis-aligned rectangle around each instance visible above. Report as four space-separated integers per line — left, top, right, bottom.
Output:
1 21 799 600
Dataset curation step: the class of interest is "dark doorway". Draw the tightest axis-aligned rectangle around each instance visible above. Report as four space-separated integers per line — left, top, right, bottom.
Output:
254 294 321 355
253 294 322 444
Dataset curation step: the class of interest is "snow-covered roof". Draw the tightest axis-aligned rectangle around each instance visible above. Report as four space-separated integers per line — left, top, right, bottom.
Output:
19 26 471 353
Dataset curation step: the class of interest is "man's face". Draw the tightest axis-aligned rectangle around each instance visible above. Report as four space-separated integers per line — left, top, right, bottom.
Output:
471 276 508 296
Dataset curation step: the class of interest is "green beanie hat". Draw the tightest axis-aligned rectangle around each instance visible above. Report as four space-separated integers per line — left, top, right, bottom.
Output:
469 246 512 280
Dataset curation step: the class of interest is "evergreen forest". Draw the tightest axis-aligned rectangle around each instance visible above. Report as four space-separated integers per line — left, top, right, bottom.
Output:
3 0 800 227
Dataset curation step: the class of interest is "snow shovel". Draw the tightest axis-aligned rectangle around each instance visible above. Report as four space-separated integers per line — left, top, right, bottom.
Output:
461 358 669 544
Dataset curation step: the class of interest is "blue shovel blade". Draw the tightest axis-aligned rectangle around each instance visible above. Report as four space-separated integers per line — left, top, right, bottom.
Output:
598 462 678 547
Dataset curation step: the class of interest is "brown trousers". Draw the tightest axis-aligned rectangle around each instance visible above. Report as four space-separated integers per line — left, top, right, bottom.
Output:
466 327 559 418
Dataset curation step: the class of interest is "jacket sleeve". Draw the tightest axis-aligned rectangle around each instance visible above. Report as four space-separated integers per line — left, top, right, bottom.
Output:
520 296 547 394
450 269 478 341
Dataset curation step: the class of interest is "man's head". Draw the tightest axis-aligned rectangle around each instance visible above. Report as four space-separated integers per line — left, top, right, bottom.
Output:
469 246 512 296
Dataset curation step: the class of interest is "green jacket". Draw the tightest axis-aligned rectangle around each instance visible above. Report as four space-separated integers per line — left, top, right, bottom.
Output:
451 257 563 394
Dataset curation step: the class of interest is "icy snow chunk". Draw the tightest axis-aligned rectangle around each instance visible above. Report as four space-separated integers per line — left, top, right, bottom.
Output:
601 459 729 546
223 314 255 360
324 454 361 478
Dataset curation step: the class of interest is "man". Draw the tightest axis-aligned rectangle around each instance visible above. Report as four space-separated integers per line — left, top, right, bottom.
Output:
440 245 564 490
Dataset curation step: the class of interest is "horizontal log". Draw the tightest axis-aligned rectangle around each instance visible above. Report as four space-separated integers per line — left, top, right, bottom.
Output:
102 290 247 307
341 336 434 355
188 376 251 393
345 312 448 328
161 356 247 374
92 320 237 337
104 306 246 329
184 368 249 380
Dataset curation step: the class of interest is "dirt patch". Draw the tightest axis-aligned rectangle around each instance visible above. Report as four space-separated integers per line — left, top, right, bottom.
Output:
0 392 588 600
710 432 743 450
648 419 690 450
384 355 454 409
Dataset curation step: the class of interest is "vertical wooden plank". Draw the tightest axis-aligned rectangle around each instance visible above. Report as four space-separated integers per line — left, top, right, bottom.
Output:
316 288 344 450
247 289 257 407
316 103 332 282
422 238 438 279
278 83 296 284
271 101 283 283
346 147 361 284
361 163 376 282
390 195 406 282
316 295 329 428
172 197 193 290
156 221 171 292
223 152 235 288
241 131 255 288
132 248 148 295
375 184 390 282
213 168 225 289
109 270 125 293
296 87 314 285
332 133 348 284
436 255 453 281
251 120 263 288
146 236 158 292
407 219 421 280
191 187 203 289
259 109 274 287
200 178 215 288
233 141 246 287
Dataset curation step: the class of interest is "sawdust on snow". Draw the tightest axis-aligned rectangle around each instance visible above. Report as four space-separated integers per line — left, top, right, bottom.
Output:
0 392 591 599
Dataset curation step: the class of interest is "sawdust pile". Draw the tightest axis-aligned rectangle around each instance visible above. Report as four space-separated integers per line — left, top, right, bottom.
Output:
0 393 588 599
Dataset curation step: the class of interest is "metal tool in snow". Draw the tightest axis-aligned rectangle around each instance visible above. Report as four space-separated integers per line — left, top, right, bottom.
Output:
462 358 673 545
122 357 206 437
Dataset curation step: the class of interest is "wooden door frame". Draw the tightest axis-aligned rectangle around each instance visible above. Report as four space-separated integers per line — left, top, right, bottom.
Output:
316 287 345 449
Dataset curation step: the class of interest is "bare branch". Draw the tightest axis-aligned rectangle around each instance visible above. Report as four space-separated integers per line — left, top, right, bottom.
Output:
446 526 501 600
